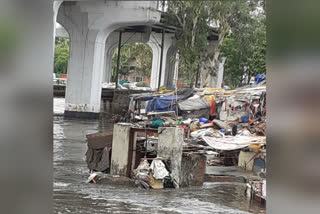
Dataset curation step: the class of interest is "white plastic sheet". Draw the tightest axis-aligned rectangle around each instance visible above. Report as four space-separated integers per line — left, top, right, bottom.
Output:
191 129 224 138
191 129 214 138
150 159 169 179
178 97 210 111
202 135 266 150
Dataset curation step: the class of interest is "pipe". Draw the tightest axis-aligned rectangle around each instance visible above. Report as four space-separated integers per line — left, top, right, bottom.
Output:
115 31 122 89
158 28 165 90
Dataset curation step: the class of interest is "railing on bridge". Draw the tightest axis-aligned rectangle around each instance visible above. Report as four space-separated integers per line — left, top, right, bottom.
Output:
156 0 168 12
54 78 67 86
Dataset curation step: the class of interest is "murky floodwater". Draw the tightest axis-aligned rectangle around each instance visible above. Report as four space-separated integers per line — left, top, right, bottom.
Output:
53 98 264 214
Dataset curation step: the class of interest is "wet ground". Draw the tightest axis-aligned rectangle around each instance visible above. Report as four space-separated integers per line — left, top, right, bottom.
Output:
53 98 264 214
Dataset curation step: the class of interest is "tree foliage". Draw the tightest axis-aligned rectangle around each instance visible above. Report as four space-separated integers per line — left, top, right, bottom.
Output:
54 38 69 74
165 0 266 88
221 3 266 87
111 43 152 81
166 0 209 86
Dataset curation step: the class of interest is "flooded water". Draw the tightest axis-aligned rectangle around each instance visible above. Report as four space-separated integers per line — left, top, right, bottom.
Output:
53 98 264 214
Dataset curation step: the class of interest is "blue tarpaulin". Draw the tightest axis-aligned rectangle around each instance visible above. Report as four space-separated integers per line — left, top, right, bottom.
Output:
146 96 180 112
140 96 154 101
144 89 194 112
254 74 265 84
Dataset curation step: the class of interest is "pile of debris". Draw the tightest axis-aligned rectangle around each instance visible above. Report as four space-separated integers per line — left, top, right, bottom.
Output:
84 79 266 198
127 83 266 160
246 179 266 205
85 130 113 173
133 157 176 189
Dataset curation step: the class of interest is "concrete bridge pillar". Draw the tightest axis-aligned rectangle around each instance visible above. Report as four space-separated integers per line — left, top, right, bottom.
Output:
164 45 178 87
147 40 160 88
147 32 175 89
57 1 160 118
57 3 102 118
103 45 116 83
173 52 180 87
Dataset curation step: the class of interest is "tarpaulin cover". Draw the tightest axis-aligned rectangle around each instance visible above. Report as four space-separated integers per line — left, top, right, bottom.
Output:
202 135 266 151
254 74 265 84
146 96 179 112
150 118 164 128
140 96 154 101
145 89 193 112
178 97 210 111
177 88 194 100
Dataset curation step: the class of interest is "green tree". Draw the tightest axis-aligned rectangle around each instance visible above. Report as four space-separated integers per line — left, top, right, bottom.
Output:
220 6 266 87
220 37 243 88
165 0 266 88
166 0 209 87
54 38 69 74
111 43 152 81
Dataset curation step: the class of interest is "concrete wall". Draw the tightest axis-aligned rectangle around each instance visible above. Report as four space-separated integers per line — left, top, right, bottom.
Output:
110 123 131 176
180 153 207 187
238 151 256 171
157 127 184 187
111 90 131 114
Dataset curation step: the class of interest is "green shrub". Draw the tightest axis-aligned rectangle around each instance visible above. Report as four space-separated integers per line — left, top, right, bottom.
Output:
136 81 150 87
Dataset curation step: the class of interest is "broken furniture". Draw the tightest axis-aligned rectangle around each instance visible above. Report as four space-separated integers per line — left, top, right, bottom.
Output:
110 123 207 188
85 130 113 173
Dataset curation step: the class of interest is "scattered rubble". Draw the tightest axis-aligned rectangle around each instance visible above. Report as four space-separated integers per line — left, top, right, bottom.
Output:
85 80 266 204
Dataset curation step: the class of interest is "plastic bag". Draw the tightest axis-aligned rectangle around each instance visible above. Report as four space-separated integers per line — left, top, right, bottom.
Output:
150 159 169 179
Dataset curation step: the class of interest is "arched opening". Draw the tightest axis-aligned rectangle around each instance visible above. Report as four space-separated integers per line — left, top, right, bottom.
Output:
111 43 153 88
54 23 70 86
53 22 70 114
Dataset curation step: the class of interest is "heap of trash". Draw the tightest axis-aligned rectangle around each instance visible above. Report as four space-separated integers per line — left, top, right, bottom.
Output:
133 157 176 189
102 81 154 91
125 82 266 191
85 78 266 200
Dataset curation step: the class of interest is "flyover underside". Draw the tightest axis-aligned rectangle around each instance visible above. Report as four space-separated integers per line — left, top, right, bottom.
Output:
54 0 218 118
56 1 162 117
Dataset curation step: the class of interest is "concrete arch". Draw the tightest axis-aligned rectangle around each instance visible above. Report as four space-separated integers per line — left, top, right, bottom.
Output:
103 30 152 83
164 44 178 87
86 1 161 110
53 1 64 31
53 1 64 56
147 40 161 88
57 1 162 117
55 22 70 38
56 2 86 40
147 32 176 89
